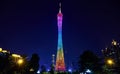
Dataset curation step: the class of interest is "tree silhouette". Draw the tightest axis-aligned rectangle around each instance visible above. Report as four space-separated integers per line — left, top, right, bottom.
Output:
0 52 11 73
29 53 40 74
41 65 46 74
50 64 55 74
78 50 102 73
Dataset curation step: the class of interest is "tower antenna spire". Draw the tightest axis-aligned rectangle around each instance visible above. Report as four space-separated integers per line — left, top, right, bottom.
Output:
59 2 61 13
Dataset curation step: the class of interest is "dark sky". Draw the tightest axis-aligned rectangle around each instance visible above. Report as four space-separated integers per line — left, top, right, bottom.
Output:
0 0 120 69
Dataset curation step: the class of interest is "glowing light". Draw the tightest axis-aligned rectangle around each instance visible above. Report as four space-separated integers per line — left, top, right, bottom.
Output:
30 68 34 72
55 3 65 71
2 50 7 53
112 40 117 45
59 3 61 13
47 69 50 72
107 59 114 65
17 58 24 65
86 69 92 73
68 68 72 72
0 48 2 52
37 70 40 74
52 54 55 57
12 54 21 58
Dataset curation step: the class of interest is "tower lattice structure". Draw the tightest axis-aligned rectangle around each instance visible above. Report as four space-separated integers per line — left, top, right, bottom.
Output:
55 3 66 71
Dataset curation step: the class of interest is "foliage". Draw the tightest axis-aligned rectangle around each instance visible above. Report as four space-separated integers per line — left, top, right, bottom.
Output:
0 52 40 74
28 53 40 73
41 65 47 74
49 64 55 74
78 50 102 73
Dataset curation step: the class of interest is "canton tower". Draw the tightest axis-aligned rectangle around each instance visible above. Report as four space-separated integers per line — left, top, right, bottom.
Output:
55 3 66 71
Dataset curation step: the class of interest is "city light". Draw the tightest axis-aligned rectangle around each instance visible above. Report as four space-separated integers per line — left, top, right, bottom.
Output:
47 69 50 72
86 69 92 73
17 58 24 65
0 48 2 52
2 50 7 53
112 40 117 45
12 54 21 58
37 70 40 74
107 59 114 65
68 68 72 73
30 68 34 72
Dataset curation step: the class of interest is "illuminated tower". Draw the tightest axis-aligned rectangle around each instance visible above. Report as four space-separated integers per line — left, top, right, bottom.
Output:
55 3 66 71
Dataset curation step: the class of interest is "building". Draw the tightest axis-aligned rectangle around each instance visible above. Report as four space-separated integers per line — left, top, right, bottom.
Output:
55 3 66 71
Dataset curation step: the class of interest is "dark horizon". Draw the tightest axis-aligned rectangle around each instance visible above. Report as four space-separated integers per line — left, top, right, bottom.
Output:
0 0 120 69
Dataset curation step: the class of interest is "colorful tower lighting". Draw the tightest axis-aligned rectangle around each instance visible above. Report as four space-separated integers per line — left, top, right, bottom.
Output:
55 3 66 71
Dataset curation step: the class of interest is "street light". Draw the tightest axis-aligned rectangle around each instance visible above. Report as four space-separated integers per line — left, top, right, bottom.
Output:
107 59 114 65
17 58 24 73
17 58 24 65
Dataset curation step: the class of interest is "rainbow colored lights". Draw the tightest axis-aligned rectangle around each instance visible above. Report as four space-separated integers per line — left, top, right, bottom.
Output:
55 3 66 71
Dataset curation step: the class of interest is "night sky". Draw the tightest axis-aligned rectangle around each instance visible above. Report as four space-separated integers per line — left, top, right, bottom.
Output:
0 0 120 69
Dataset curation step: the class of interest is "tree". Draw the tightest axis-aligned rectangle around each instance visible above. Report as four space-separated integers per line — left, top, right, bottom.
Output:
78 50 102 73
0 52 11 73
29 53 40 74
41 65 46 74
50 64 55 74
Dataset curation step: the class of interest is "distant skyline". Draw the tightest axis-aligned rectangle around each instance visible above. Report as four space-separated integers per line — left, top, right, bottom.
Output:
0 0 120 68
